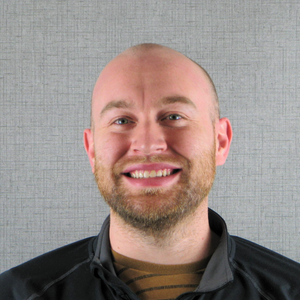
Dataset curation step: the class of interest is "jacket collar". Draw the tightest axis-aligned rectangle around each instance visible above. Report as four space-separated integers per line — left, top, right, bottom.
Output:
197 209 235 292
91 209 235 293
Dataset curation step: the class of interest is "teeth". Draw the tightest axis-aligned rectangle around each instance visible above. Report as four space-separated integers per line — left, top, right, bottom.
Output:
150 170 156 178
129 169 173 179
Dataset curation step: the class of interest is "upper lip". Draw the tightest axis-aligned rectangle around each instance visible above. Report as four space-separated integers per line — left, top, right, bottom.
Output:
122 163 182 174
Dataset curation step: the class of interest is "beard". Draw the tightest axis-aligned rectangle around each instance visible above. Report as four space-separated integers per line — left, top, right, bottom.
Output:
94 144 216 237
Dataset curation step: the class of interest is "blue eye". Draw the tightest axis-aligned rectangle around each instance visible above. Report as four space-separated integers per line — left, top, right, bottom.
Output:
114 118 129 125
167 114 182 120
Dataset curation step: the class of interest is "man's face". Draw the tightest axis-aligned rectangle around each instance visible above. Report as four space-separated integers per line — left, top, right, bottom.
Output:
85 49 221 234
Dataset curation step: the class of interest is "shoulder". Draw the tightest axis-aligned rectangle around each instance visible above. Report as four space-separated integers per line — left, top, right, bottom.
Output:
231 236 300 298
232 235 300 271
0 237 95 299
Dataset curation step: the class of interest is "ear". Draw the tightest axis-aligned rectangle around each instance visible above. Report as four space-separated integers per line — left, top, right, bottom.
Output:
84 128 95 173
215 118 232 166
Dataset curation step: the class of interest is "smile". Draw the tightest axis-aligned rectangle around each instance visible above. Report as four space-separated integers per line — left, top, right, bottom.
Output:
121 163 182 187
126 169 181 179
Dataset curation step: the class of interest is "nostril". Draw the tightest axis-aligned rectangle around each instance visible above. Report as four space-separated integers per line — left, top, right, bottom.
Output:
130 134 167 155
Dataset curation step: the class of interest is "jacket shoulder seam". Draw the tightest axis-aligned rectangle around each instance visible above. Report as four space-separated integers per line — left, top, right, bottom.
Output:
26 257 92 300
232 261 275 300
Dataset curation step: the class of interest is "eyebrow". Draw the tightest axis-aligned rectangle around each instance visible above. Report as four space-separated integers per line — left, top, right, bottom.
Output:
100 100 135 116
158 96 197 109
99 96 197 117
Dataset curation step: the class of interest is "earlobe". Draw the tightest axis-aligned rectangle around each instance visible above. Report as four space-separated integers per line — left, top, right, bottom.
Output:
215 118 232 166
84 129 95 173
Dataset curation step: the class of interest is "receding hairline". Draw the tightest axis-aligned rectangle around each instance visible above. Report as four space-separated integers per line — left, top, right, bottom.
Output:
127 44 219 104
120 44 219 119
91 43 220 128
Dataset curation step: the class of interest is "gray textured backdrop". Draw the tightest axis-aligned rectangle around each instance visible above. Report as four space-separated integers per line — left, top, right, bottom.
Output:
1 0 299 273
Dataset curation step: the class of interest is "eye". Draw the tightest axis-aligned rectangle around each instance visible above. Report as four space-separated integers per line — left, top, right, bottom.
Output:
165 114 182 121
114 118 130 125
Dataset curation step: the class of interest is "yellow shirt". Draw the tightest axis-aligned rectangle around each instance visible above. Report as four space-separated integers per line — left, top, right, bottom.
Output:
112 249 210 300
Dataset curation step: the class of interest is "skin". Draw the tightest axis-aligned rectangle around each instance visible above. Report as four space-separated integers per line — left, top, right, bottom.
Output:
84 44 232 264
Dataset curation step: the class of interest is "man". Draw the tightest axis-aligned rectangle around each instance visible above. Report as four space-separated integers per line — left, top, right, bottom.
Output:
1 43 300 299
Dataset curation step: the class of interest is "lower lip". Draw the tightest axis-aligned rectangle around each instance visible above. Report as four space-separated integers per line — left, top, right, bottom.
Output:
123 171 181 187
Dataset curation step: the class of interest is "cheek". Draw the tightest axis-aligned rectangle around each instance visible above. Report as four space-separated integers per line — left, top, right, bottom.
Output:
166 130 196 157
95 133 130 165
166 127 214 158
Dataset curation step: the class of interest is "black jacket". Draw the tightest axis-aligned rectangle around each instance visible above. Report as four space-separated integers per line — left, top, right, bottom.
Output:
1 209 300 299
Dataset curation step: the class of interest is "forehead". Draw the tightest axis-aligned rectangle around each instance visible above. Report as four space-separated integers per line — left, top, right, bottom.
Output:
92 51 214 116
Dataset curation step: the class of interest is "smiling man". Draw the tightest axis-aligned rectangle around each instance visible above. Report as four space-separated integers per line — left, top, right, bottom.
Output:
1 44 300 299
84 44 228 252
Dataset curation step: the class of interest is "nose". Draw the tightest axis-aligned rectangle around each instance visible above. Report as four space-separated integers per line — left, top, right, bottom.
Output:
130 121 167 155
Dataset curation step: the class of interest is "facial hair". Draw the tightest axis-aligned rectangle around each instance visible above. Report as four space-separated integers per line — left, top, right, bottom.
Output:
94 145 216 238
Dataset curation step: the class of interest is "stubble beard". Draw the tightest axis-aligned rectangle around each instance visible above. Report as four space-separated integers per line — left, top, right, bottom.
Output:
94 145 216 238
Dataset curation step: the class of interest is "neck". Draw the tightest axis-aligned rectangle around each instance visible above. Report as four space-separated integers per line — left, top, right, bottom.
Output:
109 199 218 265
